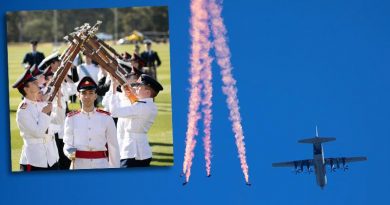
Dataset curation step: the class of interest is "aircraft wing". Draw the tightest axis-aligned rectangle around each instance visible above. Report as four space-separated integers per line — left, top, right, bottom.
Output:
325 156 367 165
272 159 313 168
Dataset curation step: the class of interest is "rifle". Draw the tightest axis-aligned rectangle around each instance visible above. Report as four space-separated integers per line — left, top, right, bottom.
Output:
45 21 102 103
69 30 138 103
93 35 123 60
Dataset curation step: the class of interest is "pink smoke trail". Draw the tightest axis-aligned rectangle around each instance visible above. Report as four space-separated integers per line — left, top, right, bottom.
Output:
208 0 250 183
201 47 213 177
183 0 211 183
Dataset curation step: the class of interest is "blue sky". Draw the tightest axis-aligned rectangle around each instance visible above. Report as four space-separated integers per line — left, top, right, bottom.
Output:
1 0 389 204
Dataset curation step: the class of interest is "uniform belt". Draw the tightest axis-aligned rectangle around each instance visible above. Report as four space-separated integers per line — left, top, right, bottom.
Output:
75 150 108 159
23 135 54 144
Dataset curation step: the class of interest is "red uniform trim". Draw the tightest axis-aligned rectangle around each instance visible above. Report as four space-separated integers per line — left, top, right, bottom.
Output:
19 102 28 109
27 164 32 172
75 150 108 159
67 110 80 117
17 73 34 88
96 109 111 116
79 80 93 87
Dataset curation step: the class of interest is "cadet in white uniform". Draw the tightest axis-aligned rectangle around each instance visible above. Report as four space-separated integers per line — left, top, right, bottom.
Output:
102 82 129 155
102 60 141 163
77 55 100 85
38 53 77 170
108 74 163 167
13 69 59 171
63 76 120 169
38 51 61 73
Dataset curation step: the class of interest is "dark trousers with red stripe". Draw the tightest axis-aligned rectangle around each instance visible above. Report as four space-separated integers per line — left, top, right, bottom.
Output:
20 162 59 172
120 158 152 168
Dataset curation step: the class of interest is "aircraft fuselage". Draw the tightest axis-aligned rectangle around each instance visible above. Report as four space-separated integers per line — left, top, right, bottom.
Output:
313 143 327 188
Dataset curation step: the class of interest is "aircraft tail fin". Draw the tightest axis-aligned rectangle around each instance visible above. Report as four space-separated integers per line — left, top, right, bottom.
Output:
298 126 336 144
298 137 336 144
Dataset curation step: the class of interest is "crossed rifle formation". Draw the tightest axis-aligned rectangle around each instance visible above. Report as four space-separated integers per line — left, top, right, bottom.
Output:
44 21 138 104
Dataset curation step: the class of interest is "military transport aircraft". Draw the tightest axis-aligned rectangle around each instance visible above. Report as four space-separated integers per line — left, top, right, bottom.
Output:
272 127 367 189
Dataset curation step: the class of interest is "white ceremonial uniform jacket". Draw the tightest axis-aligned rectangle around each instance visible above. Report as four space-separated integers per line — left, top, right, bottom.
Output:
109 94 157 160
49 82 77 139
102 88 130 158
61 81 77 102
16 98 59 167
77 63 100 84
63 108 120 169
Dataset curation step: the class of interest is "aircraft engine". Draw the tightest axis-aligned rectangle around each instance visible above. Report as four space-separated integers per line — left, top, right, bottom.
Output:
336 160 340 169
305 164 312 174
293 163 303 174
342 157 349 171
330 164 336 172
329 159 336 172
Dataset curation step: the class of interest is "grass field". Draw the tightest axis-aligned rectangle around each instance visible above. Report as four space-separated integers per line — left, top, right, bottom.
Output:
7 42 173 171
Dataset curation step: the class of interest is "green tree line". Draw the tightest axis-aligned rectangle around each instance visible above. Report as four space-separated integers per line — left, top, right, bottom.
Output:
6 6 169 42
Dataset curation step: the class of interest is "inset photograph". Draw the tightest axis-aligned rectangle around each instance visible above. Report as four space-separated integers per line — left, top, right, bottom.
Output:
6 6 173 172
